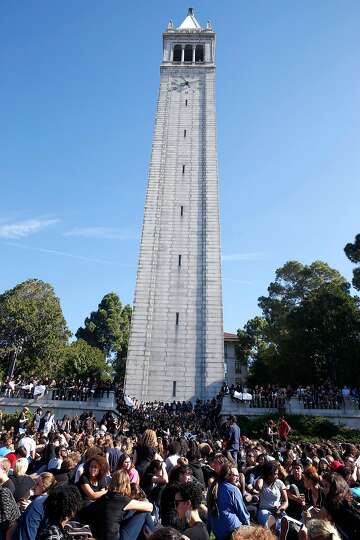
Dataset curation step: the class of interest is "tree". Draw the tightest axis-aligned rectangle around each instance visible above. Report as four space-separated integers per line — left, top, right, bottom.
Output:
0 279 70 377
62 340 110 380
237 316 270 364
345 234 360 291
76 293 132 380
244 260 359 385
258 260 349 327
281 284 360 385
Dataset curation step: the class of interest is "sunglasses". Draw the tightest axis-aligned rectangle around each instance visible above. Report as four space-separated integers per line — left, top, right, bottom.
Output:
174 499 186 507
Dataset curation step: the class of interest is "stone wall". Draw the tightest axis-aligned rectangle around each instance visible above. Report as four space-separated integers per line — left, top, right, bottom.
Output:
0 392 115 421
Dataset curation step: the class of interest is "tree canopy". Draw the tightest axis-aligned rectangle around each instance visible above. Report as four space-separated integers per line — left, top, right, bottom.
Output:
76 293 132 381
0 279 70 376
238 261 360 386
62 339 111 381
345 234 360 291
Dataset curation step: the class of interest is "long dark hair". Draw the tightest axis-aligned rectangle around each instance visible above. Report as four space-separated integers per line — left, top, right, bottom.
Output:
208 463 233 516
323 472 353 514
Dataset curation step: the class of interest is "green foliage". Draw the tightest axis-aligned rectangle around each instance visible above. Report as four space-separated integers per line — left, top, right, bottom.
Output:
1 410 33 429
236 414 360 443
61 339 111 381
76 293 131 357
345 234 360 291
76 293 132 383
0 279 70 377
241 260 360 386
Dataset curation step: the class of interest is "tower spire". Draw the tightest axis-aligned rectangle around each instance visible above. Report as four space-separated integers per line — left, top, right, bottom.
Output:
178 7 201 29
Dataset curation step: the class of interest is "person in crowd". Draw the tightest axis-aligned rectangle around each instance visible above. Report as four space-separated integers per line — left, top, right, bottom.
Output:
12 458 35 504
4 447 27 470
0 482 20 537
160 464 194 528
321 472 360 539
47 446 67 471
106 437 122 472
223 416 241 464
186 443 205 488
303 519 341 540
37 483 82 540
174 481 208 540
0 436 13 458
77 455 109 504
148 528 184 540
285 461 306 521
17 432 35 460
134 429 163 479
80 469 153 540
303 466 325 510
42 412 55 438
165 441 181 473
0 457 15 495
208 463 250 540
32 409 43 433
255 461 288 533
49 457 77 483
278 417 291 442
17 408 30 436
117 453 139 484
13 472 56 540
232 526 276 539
141 458 168 519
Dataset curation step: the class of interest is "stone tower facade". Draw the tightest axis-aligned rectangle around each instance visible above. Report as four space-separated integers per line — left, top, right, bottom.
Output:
125 9 224 402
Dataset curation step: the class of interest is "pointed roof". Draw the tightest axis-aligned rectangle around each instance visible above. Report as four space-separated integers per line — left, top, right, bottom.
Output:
178 8 201 30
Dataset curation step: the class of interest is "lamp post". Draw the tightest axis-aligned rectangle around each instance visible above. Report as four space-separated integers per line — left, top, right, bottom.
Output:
7 337 24 380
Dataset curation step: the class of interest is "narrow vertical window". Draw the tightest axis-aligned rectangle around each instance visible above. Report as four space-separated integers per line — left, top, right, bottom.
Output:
184 129 187 138
172 381 176 397
175 312 179 325
182 165 185 174
178 254 182 267
180 205 184 216
185 99 188 107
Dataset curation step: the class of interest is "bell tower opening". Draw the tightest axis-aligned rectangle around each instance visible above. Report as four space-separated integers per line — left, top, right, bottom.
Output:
184 44 192 63
173 44 181 62
195 44 204 63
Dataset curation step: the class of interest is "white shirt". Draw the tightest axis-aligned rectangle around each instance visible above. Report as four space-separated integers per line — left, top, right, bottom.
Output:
165 454 180 473
18 436 36 458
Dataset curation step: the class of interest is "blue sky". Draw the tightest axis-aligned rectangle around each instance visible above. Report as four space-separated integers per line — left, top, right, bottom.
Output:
1 1 359 335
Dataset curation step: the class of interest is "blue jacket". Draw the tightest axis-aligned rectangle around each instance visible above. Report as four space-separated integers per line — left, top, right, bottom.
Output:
225 423 241 451
13 495 47 540
208 481 250 540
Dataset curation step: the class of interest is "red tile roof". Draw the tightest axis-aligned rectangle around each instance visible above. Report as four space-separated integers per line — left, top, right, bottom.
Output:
224 332 238 341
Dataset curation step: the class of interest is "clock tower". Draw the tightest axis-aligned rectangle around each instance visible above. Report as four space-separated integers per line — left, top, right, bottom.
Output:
125 8 224 402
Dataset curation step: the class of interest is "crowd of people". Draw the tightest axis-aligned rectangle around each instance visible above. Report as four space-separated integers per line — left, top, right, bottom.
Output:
226 384 359 410
0 399 358 540
0 378 116 402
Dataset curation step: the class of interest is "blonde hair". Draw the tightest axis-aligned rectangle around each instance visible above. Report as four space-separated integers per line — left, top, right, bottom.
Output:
141 429 157 449
233 525 276 540
15 457 29 476
307 519 341 540
110 469 131 497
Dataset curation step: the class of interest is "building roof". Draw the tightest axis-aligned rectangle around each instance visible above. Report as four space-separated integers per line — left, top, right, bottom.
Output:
224 332 238 341
178 8 201 30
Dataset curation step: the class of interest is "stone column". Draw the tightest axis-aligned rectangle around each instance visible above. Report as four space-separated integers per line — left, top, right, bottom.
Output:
170 44 174 62
192 46 196 63
181 45 185 63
